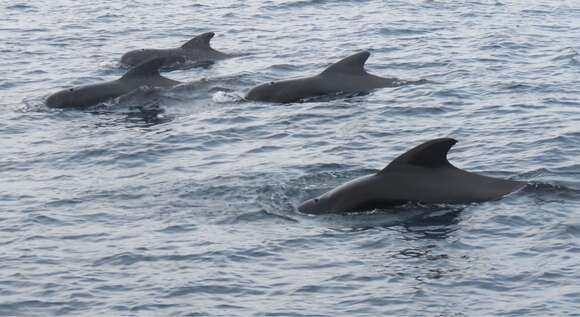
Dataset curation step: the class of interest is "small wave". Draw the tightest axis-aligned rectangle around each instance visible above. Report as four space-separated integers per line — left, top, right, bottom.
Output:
262 0 327 10
245 145 283 154
523 182 580 195
93 252 206 267
5 4 36 11
0 300 73 317
157 224 197 233
166 284 265 298
20 96 52 112
267 63 301 71
379 27 436 37
552 48 578 61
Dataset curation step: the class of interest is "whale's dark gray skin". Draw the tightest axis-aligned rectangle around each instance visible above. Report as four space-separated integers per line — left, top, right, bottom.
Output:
120 32 230 68
298 138 526 214
46 58 180 108
245 51 422 103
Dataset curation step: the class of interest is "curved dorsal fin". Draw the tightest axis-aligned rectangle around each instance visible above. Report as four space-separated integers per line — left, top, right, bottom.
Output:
380 138 458 173
182 32 215 50
121 58 164 79
321 51 370 76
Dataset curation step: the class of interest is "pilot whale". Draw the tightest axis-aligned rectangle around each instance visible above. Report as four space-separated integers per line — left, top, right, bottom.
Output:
120 32 230 68
46 58 180 108
245 51 424 103
298 138 525 214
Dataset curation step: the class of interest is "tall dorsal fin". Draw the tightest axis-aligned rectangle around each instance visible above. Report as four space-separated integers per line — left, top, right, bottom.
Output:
121 58 164 79
380 138 458 173
182 32 215 50
321 51 370 76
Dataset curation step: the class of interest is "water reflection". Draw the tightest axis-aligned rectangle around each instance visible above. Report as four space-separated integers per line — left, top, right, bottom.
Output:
123 105 173 127
402 207 464 240
295 204 463 237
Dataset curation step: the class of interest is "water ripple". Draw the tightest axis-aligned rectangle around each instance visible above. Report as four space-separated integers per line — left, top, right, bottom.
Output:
1 0 579 316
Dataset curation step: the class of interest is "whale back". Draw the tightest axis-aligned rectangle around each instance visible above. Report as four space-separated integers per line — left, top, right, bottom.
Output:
298 138 525 214
377 138 525 204
47 57 179 108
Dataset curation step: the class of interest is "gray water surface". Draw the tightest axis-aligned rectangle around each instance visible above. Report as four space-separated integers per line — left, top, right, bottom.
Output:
2 1 580 316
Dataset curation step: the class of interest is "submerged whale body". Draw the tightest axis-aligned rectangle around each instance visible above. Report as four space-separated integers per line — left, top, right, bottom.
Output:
120 32 230 68
245 51 424 103
46 58 180 108
298 138 526 214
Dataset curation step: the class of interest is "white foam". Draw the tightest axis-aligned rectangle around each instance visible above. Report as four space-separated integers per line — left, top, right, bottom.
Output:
212 91 243 103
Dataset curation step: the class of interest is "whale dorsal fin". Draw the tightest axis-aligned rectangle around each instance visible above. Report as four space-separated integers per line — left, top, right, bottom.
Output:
121 58 164 79
321 51 370 76
182 32 215 50
380 138 458 173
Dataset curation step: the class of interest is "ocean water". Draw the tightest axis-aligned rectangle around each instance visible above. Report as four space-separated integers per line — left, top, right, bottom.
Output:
2 0 580 316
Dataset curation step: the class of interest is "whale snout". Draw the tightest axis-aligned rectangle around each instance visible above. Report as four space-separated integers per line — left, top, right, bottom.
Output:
245 81 295 103
297 199 312 213
45 93 59 107
121 49 156 67
46 89 72 108
298 197 323 214
245 83 270 101
46 86 96 108
120 51 142 67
